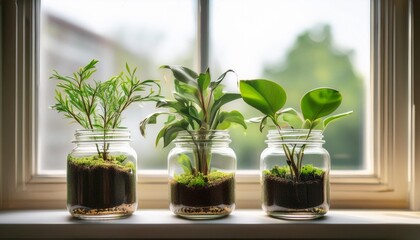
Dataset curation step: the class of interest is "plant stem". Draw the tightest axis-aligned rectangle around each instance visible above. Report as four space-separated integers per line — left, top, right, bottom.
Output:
272 119 299 182
188 128 211 177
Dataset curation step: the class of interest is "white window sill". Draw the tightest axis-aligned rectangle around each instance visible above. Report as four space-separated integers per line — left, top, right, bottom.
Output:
1 210 420 239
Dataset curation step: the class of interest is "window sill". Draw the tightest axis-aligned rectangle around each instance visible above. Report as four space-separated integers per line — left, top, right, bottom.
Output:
1 210 420 239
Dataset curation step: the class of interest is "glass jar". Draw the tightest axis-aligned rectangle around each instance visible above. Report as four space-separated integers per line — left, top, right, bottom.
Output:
168 130 236 219
261 129 330 220
67 129 137 220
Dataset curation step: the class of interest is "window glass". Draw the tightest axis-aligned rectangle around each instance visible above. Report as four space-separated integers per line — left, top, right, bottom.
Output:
209 0 370 170
39 0 370 172
39 0 197 172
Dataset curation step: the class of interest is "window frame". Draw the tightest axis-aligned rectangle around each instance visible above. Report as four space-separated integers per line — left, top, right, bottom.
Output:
0 0 414 209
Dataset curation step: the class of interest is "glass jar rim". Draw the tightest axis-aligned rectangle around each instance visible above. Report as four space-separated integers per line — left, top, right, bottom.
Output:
266 129 325 144
174 130 231 143
73 128 131 143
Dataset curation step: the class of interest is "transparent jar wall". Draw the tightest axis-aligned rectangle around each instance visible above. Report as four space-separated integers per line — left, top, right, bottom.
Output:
261 130 330 220
67 129 137 220
168 131 236 219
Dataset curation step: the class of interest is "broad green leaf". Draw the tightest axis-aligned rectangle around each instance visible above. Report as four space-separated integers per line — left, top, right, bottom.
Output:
198 69 211 93
215 110 247 130
209 93 241 124
160 65 198 85
239 79 286 117
188 105 201 125
302 119 312 129
156 99 185 112
277 108 304 129
212 84 225 101
322 111 353 130
156 120 189 147
174 80 200 105
164 115 176 124
302 118 321 130
173 92 191 105
301 88 342 121
312 118 322 129
177 154 193 174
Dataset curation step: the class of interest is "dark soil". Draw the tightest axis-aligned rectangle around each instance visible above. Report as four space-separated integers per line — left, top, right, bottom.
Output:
67 161 136 210
263 174 325 209
170 176 235 207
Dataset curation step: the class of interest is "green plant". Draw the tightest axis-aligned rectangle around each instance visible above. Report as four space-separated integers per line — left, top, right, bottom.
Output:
140 66 246 176
239 79 352 182
264 165 323 181
174 171 233 188
51 59 161 160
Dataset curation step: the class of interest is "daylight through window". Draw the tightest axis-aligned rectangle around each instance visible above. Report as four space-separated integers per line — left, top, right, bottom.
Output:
39 0 370 173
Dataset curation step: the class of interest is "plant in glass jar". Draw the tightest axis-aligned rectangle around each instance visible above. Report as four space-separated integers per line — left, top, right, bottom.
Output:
239 79 352 219
51 60 161 219
140 66 246 219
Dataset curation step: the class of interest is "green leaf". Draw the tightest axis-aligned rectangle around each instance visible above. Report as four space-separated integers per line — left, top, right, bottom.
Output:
187 105 201 125
198 69 211 93
156 99 185 112
139 112 168 136
165 115 176 124
177 154 193 174
302 119 312 129
239 79 287 117
215 110 247 130
174 80 200 105
209 93 241 124
209 69 235 90
160 65 198 85
156 120 189 147
247 116 266 123
322 111 353 130
259 115 269 132
312 118 322 129
301 88 342 121
277 108 304 129
245 116 269 132
212 85 225 101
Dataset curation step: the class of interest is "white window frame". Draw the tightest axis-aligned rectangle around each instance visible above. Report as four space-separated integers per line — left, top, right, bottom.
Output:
0 0 415 209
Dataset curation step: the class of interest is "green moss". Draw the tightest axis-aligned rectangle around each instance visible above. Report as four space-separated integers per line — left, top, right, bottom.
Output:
68 155 135 171
264 164 324 181
301 164 323 176
300 164 324 181
174 171 234 187
124 162 135 170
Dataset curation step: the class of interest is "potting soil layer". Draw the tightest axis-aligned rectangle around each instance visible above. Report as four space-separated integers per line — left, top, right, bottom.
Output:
67 161 136 213
170 175 235 208
263 174 325 209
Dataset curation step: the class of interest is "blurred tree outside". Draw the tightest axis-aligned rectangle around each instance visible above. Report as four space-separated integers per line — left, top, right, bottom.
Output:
263 24 365 169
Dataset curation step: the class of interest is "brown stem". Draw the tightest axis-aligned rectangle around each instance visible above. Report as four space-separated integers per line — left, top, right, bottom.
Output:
273 119 299 182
